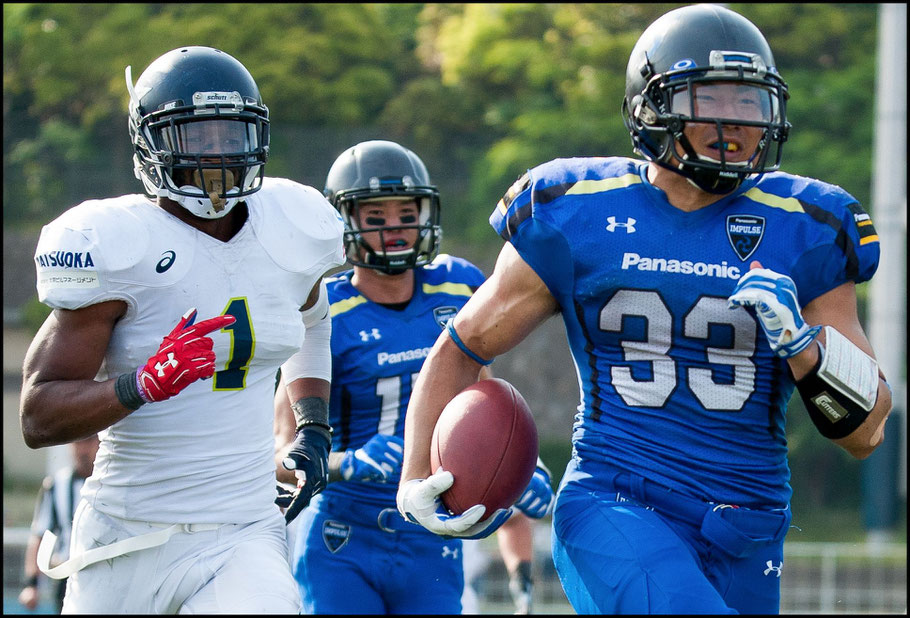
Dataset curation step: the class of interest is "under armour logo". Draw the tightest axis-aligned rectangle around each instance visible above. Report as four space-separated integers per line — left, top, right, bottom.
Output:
764 560 783 577
606 216 637 233
359 328 382 341
441 545 460 560
155 353 178 377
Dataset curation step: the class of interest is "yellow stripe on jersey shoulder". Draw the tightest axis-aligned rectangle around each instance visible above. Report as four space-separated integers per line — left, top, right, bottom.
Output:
330 295 367 317
742 187 805 213
422 282 473 297
566 174 642 196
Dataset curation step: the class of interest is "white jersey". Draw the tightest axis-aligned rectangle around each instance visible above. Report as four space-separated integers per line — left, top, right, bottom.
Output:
34 177 346 524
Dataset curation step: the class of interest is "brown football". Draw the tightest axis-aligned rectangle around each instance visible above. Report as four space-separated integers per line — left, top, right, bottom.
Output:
430 378 538 515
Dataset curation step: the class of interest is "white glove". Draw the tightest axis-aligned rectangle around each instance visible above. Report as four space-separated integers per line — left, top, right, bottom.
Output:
727 267 821 358
396 468 513 539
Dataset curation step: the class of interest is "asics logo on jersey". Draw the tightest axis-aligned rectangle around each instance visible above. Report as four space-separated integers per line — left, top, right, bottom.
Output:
441 545 460 560
377 347 432 366
621 252 742 280
155 353 179 377
156 250 176 273
763 560 783 577
360 328 382 341
35 251 96 269
606 216 637 233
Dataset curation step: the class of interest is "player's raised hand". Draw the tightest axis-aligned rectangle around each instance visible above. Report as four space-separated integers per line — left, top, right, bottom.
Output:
727 261 820 358
136 308 235 403
397 468 513 539
514 465 555 519
281 425 332 524
341 434 405 483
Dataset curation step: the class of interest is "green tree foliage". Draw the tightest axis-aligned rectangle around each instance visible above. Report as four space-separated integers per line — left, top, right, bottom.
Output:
4 2 880 236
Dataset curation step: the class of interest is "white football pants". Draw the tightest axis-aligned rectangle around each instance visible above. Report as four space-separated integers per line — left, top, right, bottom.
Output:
61 500 301 614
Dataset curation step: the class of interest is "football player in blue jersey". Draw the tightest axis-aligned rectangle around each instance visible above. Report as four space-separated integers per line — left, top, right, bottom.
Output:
397 5 892 615
274 140 554 614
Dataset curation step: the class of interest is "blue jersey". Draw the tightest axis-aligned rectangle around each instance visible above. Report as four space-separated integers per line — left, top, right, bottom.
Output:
323 254 486 506
490 157 879 509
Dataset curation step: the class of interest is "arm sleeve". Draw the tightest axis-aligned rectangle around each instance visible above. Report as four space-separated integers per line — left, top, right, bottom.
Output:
281 310 332 383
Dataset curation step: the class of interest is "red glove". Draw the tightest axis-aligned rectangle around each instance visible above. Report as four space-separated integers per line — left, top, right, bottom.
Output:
136 308 236 403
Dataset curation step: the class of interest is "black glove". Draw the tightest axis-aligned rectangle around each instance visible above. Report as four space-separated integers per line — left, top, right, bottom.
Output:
275 484 295 509
281 425 331 524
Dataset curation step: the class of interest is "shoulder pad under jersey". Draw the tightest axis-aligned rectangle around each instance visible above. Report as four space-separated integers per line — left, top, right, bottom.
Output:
34 195 193 309
249 177 346 275
423 253 486 290
490 157 640 241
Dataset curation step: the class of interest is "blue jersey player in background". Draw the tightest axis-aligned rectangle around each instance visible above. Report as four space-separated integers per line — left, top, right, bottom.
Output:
274 140 554 614
397 5 892 615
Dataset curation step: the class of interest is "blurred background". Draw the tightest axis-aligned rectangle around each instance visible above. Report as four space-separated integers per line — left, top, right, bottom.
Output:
3 3 905 613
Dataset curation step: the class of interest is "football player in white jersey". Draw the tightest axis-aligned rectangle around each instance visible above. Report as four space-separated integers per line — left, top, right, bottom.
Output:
20 46 345 614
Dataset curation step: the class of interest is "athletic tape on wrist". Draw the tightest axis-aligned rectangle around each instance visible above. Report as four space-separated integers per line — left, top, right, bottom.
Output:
290 397 332 433
115 371 146 410
446 320 493 366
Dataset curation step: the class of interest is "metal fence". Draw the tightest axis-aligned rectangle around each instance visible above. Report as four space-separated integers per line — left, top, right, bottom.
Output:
3 527 905 614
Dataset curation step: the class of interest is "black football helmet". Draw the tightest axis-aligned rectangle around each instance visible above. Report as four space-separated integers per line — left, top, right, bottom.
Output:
126 46 269 218
622 4 789 194
324 140 442 274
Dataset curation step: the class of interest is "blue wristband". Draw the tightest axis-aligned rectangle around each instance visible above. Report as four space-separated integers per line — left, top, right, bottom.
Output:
446 320 494 366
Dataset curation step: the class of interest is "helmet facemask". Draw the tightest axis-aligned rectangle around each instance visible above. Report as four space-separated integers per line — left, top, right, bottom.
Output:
624 51 789 194
337 189 441 275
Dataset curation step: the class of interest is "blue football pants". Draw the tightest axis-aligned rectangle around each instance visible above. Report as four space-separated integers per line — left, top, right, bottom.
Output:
551 459 790 614
293 494 465 614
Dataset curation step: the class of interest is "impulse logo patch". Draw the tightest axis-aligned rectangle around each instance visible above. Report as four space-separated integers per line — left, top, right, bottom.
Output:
433 306 457 330
726 215 765 261
35 251 95 269
322 520 351 553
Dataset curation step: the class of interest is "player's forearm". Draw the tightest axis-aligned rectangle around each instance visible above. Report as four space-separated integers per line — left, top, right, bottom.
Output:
833 377 892 459
401 336 483 482
20 377 132 448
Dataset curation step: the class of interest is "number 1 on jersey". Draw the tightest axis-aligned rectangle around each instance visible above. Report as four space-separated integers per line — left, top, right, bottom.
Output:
214 297 255 391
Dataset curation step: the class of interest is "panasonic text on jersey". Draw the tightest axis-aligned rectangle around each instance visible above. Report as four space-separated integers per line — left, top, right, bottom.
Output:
377 347 432 366
621 252 741 280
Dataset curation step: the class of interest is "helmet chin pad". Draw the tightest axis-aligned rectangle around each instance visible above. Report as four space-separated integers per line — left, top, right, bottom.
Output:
170 185 241 219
